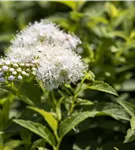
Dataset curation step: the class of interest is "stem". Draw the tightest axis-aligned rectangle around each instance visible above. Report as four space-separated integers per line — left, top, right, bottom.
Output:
69 75 86 115
53 138 62 150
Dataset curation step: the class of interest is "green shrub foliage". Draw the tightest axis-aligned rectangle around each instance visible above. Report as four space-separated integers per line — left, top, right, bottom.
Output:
0 1 135 150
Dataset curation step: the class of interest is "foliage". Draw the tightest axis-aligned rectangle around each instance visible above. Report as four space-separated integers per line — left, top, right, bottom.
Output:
0 1 135 150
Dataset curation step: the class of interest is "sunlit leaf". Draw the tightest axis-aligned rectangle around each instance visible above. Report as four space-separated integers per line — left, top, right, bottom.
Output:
13 119 56 146
82 81 118 96
5 140 22 148
94 102 130 121
118 100 135 117
59 111 98 138
28 107 58 133
105 2 118 17
124 117 135 143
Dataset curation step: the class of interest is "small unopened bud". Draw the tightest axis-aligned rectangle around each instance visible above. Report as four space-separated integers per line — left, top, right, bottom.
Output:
2 66 8 71
26 68 30 72
12 71 17 75
32 67 36 71
18 75 22 80
20 63 24 66
17 68 22 72
32 71 36 75
8 75 15 81
9 68 14 72
22 71 27 76
0 77 5 82
13 63 18 68
26 63 30 67
25 73 29 77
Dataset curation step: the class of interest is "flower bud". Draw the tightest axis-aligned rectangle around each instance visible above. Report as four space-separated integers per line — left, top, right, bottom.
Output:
17 75 22 80
9 68 14 72
22 71 27 76
2 66 8 71
12 71 17 75
13 63 18 68
0 77 5 82
17 68 22 72
8 75 15 81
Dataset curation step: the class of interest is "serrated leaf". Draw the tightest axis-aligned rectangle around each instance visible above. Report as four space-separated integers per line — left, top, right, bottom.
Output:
28 107 58 133
124 128 135 143
130 117 135 130
124 117 135 143
118 100 135 117
59 111 98 138
94 102 130 121
82 81 118 96
30 139 45 150
13 119 55 146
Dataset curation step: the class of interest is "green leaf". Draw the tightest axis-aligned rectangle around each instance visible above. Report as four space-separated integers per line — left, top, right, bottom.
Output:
59 111 98 138
0 33 12 42
5 140 22 148
56 1 85 11
13 119 56 147
19 81 42 104
30 139 45 150
94 102 130 121
124 128 135 143
118 100 135 117
124 117 135 143
75 98 94 106
82 81 118 96
105 2 118 18
130 117 135 130
28 106 58 133
0 100 11 130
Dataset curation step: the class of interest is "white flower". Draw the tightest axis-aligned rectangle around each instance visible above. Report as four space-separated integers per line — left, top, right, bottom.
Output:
9 20 81 52
36 45 87 90
4 20 87 90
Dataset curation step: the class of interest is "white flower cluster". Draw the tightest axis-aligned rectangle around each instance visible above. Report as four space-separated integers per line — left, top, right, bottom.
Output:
10 20 81 50
1 20 87 90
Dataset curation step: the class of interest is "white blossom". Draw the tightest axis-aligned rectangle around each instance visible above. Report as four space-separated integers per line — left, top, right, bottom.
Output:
3 20 87 90
36 45 87 90
9 20 81 53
